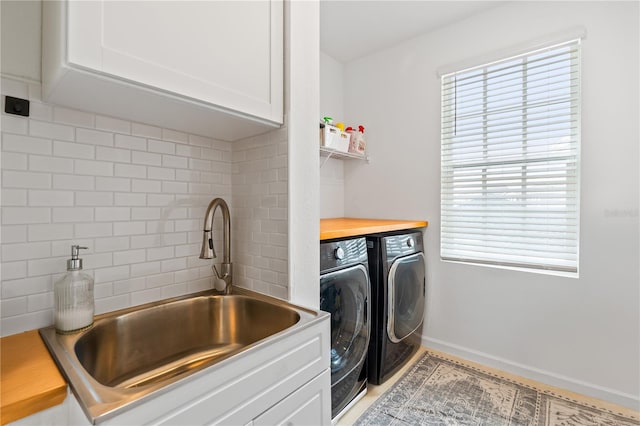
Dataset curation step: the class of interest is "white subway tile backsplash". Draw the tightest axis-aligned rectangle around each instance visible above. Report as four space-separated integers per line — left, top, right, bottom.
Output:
176 145 200 158
95 207 131 222
1 77 284 336
162 155 188 169
131 261 161 277
145 272 174 288
53 174 95 191
115 134 146 151
53 106 95 128
147 166 175 181
28 190 74 206
28 101 53 122
95 236 130 253
82 253 113 269
115 192 146 206
2 114 28 134
1 152 28 170
114 163 146 179
131 288 163 307
2 133 52 155
146 246 174 261
132 151 161 166
189 158 211 171
27 256 68 277
1 225 27 243
28 224 74 242
96 177 131 192
52 207 94 223
95 115 131 134
131 207 161 221
1 297 28 318
2 276 51 298
27 292 55 312
94 265 130 284
30 120 74 141
74 159 114 176
146 194 174 206
113 249 146 265
162 181 188 194
161 129 188 143
96 146 131 163
2 207 50 225
132 179 162 193
76 128 114 147
53 140 95 159
3 170 51 189
148 139 175 155
2 188 27 206
29 155 73 173
113 277 146 295
113 221 146 236
76 191 114 206
131 123 162 139
75 222 113 238
2 261 28 280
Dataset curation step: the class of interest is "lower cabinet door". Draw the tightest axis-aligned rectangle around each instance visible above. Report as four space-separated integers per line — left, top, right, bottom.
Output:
253 369 331 426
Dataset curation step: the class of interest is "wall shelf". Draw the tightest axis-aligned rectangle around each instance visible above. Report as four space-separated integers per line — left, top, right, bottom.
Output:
319 147 369 168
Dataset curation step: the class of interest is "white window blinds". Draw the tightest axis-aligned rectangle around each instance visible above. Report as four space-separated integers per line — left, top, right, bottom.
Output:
440 40 581 273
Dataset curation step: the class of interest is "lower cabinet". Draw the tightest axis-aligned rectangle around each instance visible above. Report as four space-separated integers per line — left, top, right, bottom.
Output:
13 316 330 425
253 369 331 426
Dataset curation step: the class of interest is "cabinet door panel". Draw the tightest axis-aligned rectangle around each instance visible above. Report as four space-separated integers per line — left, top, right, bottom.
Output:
65 0 282 124
253 369 331 426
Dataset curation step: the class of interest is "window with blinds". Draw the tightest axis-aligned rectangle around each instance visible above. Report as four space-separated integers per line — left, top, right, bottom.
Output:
440 40 581 273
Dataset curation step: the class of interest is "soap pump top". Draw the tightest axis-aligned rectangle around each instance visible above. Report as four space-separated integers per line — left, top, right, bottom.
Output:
67 245 87 270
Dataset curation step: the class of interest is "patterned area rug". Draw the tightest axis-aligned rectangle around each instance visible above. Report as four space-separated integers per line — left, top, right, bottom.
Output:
354 351 640 426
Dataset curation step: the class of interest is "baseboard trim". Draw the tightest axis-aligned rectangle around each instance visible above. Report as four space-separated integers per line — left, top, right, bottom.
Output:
422 336 640 411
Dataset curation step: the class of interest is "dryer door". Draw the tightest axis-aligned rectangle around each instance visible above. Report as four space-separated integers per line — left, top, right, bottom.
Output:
320 264 370 383
387 252 425 343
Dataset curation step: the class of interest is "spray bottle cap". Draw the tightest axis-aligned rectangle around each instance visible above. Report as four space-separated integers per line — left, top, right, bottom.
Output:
358 125 365 133
67 245 88 271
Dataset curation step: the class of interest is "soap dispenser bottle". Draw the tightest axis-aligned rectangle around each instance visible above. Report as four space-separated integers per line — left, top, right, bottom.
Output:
54 245 94 334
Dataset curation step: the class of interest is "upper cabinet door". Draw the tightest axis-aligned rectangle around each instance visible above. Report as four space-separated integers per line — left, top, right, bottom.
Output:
43 1 283 141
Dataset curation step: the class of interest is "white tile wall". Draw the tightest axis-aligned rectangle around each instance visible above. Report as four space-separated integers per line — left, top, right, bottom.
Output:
231 127 289 300
0 76 289 336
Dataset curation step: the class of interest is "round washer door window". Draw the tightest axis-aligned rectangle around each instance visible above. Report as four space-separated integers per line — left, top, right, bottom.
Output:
387 252 425 343
320 264 370 383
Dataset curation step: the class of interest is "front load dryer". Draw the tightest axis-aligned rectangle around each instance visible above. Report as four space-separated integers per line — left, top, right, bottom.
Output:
366 230 426 385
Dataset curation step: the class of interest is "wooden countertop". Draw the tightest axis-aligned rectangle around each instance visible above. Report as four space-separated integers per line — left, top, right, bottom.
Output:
320 218 428 240
0 330 67 425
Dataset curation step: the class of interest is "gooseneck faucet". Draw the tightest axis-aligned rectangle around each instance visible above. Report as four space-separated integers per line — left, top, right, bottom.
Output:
199 198 232 294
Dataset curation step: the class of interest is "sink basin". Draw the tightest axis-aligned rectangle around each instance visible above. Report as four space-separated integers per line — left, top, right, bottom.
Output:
39 288 321 423
75 294 299 389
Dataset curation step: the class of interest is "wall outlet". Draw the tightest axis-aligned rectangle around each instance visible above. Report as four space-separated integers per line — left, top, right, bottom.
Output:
4 96 30 117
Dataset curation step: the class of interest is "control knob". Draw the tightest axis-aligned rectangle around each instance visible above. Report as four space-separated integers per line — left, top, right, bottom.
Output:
334 247 345 260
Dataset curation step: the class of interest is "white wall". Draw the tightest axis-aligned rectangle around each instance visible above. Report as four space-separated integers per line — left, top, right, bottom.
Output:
319 52 345 219
343 1 639 408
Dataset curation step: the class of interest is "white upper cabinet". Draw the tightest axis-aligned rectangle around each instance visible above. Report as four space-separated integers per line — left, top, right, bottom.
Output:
42 1 283 141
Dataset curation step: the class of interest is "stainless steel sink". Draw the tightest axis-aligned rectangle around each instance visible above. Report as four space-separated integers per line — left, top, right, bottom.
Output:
40 288 321 423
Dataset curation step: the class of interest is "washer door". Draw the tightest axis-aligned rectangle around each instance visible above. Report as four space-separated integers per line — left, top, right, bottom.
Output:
387 252 425 343
320 264 370 383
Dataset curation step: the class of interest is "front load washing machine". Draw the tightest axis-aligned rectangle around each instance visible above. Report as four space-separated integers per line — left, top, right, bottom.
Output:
366 230 425 385
320 237 370 421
